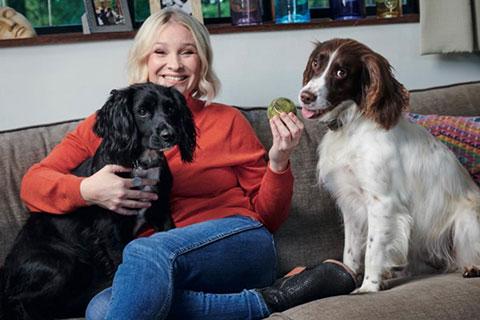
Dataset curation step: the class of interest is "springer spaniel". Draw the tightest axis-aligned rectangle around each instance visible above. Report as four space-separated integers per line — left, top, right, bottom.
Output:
0 83 196 319
299 38 480 293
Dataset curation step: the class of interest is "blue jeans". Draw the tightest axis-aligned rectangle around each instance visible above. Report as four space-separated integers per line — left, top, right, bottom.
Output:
86 216 276 320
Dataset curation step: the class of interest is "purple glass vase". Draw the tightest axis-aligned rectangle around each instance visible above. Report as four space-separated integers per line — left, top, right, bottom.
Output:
230 0 263 26
329 0 365 20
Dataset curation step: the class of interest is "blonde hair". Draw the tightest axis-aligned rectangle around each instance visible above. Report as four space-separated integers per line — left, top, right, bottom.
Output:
127 8 220 104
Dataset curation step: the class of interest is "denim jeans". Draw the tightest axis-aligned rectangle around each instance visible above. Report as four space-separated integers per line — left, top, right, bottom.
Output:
86 215 276 320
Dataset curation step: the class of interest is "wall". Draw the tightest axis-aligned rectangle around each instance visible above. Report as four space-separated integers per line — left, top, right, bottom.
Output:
1 22 479 130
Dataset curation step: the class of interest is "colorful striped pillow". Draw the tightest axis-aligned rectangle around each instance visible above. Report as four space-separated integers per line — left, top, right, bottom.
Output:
405 113 480 186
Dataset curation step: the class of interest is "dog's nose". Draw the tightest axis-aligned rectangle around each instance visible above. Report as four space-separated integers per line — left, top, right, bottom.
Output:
300 91 317 104
160 129 174 143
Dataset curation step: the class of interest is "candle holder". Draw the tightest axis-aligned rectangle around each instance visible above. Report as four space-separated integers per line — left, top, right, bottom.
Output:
376 0 402 18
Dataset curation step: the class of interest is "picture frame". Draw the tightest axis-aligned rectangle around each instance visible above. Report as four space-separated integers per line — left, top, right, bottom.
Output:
83 0 133 33
149 0 204 24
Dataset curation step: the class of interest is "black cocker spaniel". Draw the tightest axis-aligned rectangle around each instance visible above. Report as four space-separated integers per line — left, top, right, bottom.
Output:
0 83 196 320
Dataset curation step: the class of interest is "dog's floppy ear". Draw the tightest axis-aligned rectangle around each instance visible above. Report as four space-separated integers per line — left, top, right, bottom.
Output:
170 88 196 163
360 52 409 130
94 87 139 165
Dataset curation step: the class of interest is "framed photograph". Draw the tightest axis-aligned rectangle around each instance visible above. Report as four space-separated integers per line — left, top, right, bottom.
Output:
149 0 204 23
83 0 133 33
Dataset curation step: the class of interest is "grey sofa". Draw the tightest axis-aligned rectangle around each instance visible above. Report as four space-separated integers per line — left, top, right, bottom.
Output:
1 81 479 320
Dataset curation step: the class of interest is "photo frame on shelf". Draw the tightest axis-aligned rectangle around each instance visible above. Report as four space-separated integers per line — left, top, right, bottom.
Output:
149 0 204 24
83 0 133 33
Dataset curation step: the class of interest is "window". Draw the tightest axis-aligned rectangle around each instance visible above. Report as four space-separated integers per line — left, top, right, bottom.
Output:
1 0 418 34
4 0 85 33
133 0 150 23
202 0 230 19
3 0 151 33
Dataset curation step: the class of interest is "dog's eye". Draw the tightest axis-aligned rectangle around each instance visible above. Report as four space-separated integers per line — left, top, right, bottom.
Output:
137 107 149 117
313 54 328 70
335 68 347 79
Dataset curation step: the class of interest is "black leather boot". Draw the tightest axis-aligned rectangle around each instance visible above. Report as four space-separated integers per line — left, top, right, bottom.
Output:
256 259 357 313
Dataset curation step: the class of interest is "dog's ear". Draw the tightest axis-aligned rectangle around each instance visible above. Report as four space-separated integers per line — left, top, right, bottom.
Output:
170 88 196 163
94 89 116 137
360 52 409 130
94 87 139 165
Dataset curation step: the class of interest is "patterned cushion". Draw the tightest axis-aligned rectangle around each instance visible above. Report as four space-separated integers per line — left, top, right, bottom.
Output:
405 113 480 185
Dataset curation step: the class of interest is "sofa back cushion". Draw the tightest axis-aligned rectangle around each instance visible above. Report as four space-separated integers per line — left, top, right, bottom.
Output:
409 81 480 116
0 120 80 264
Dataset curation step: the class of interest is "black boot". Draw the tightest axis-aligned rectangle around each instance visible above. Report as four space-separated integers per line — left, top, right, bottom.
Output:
257 259 357 313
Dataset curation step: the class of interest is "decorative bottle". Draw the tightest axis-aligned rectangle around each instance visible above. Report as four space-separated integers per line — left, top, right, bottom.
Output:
274 0 311 24
376 0 402 18
230 0 263 26
329 0 366 20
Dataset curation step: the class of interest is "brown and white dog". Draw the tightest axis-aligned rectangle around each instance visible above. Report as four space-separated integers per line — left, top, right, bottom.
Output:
299 38 480 293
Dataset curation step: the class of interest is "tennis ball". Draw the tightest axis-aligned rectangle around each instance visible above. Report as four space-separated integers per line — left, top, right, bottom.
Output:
267 97 297 119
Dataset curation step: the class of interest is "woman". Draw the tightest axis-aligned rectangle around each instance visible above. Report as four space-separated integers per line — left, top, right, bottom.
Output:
21 8 356 320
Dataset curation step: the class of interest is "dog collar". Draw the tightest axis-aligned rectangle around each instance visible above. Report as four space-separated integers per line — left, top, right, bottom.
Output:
327 119 342 131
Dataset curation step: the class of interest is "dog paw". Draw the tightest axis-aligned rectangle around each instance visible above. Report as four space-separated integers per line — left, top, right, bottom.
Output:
463 266 480 278
352 282 381 294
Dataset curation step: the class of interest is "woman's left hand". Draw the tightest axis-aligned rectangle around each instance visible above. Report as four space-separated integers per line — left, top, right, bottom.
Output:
268 112 304 173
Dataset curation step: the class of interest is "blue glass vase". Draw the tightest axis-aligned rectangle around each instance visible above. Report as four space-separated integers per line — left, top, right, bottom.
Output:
274 0 311 24
329 0 365 20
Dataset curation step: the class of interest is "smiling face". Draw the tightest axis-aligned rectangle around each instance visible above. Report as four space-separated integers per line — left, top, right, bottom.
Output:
147 21 201 97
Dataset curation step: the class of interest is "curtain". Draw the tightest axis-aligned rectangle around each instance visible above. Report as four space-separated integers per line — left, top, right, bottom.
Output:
420 0 480 54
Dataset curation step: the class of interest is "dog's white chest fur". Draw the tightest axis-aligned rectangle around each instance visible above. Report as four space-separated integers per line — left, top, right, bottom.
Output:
132 167 160 233
317 117 387 201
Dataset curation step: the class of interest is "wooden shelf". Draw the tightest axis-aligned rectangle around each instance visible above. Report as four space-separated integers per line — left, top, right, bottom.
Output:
0 14 418 48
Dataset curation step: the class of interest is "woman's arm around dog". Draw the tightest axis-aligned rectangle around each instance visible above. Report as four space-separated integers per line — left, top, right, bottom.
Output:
20 113 157 215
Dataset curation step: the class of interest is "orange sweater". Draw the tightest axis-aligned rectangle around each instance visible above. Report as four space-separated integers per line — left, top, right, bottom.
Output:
20 97 294 232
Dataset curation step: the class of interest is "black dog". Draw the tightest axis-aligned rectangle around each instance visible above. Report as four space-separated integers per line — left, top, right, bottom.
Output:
0 83 196 320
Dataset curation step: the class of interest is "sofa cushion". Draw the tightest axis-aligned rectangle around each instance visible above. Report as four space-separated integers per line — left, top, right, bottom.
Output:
406 113 480 185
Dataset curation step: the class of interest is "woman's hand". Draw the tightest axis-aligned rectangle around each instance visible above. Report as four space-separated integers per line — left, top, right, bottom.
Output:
80 164 158 215
268 112 304 173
